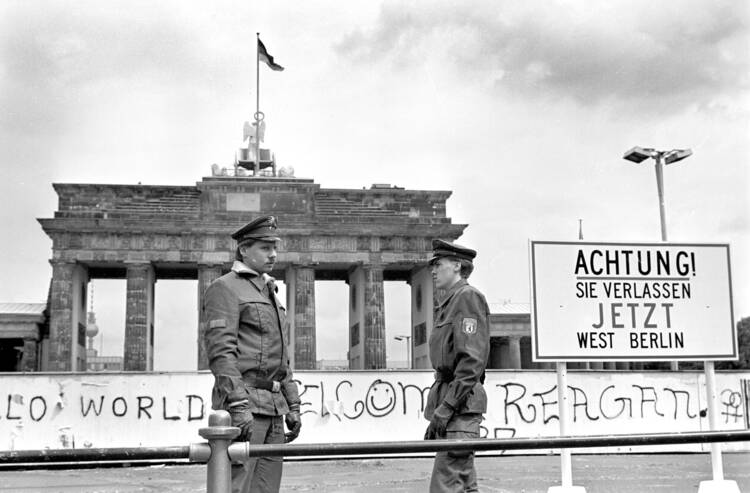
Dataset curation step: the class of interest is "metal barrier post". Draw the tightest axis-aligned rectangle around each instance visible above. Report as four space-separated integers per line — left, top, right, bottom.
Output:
198 410 240 493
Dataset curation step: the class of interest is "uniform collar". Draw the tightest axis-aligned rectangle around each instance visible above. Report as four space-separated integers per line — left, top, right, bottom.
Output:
438 278 467 307
232 260 259 277
232 261 276 290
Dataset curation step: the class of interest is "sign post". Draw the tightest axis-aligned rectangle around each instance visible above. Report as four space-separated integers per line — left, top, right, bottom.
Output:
548 361 586 493
530 241 738 493
699 361 741 493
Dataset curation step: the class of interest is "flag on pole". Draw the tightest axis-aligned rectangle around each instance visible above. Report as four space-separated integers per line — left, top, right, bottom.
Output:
258 38 284 71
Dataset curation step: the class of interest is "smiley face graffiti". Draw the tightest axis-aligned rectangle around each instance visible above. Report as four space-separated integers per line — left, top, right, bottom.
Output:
365 379 396 417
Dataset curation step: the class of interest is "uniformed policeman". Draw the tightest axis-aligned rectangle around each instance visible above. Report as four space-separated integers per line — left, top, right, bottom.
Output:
202 216 301 493
424 239 490 493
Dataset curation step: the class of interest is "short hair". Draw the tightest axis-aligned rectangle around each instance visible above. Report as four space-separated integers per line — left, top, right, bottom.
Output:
433 257 473 278
458 259 474 278
235 239 257 261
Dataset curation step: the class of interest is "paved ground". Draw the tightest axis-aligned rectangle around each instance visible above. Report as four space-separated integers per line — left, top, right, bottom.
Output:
0 454 748 492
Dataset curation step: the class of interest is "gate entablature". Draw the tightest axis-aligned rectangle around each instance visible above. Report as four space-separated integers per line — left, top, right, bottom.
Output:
38 176 466 371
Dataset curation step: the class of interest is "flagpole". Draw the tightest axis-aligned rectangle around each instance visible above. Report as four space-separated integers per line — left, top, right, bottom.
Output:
255 32 261 176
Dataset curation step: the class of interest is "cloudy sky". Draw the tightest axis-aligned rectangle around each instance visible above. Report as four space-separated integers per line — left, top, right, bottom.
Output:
1 1 748 370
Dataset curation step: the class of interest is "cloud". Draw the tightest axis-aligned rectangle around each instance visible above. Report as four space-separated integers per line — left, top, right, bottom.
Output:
718 211 750 236
335 0 749 113
0 3 222 137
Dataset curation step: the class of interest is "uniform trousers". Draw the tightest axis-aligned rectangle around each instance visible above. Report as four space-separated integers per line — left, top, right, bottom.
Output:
232 414 285 493
429 413 482 493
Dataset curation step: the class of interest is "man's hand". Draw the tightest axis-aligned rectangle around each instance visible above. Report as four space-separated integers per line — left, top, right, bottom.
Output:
285 411 302 443
227 400 254 442
425 403 453 439
424 421 438 440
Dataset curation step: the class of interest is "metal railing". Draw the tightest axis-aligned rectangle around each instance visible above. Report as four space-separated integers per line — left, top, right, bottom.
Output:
1 411 749 492
221 430 750 458
0 446 190 464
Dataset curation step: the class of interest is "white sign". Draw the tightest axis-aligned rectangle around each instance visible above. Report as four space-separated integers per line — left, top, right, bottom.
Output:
530 241 736 362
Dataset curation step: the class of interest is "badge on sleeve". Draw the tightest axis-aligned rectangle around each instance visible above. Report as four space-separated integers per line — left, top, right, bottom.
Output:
462 318 477 335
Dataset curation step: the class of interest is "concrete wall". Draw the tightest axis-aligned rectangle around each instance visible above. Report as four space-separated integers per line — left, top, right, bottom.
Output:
1 370 747 453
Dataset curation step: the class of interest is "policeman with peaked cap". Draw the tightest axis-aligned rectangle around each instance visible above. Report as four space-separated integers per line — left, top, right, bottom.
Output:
424 239 490 493
202 216 301 493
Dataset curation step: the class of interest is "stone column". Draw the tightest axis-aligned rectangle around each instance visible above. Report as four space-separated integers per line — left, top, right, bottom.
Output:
497 338 511 369
489 338 503 369
47 260 88 371
409 266 433 369
197 264 224 370
507 336 522 370
294 266 316 369
72 265 89 371
19 338 38 372
285 266 297 370
348 264 386 370
124 262 155 371
520 337 533 370
348 267 364 369
362 265 385 369
47 260 74 371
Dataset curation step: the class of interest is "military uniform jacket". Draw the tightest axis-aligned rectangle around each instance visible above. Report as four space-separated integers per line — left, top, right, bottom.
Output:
203 261 300 416
424 279 490 420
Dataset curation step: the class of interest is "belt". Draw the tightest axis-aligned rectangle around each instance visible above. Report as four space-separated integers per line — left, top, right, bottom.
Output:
434 368 454 383
434 369 486 384
243 374 282 393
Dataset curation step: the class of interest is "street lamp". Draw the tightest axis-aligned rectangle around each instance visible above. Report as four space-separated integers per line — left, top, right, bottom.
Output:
622 146 692 242
622 146 692 372
394 335 412 369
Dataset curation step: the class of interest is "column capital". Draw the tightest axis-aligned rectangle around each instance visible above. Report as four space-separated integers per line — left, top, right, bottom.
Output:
409 264 431 275
289 262 317 269
124 261 155 275
347 263 361 276
48 258 76 267
197 262 225 268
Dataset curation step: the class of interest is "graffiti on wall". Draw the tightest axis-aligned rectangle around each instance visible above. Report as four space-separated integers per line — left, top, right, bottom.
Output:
0 371 746 451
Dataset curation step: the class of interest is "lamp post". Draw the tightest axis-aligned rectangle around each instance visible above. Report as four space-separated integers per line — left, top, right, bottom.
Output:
623 147 692 241
622 146 692 372
394 335 412 369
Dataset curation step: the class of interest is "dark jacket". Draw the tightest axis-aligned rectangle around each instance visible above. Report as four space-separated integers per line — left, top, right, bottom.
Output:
203 262 300 416
424 279 490 420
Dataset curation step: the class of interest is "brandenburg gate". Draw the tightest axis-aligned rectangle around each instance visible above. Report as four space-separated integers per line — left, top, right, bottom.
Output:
38 176 466 372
